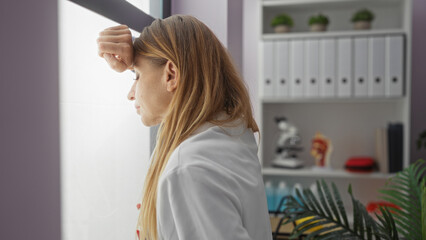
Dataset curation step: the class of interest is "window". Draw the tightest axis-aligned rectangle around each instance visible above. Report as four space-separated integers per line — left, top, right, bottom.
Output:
59 1 168 239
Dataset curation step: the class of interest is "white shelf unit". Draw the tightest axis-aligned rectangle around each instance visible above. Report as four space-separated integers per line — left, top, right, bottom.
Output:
262 167 395 179
257 0 412 205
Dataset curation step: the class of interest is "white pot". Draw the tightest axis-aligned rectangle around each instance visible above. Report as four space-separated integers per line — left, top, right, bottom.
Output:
354 21 371 30
310 23 327 32
274 25 290 33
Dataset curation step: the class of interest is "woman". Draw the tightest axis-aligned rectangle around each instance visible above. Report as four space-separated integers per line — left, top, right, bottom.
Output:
97 15 272 240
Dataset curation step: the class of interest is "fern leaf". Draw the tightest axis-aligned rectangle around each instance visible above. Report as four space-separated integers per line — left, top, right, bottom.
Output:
378 159 426 240
281 180 389 240
332 182 350 227
422 178 426 240
316 180 334 220
305 188 326 216
321 179 345 226
304 225 345 239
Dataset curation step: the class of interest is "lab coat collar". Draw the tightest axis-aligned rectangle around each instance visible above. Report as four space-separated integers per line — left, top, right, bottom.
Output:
189 111 247 137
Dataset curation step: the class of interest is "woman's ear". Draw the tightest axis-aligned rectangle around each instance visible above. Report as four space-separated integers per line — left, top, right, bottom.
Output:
165 60 178 92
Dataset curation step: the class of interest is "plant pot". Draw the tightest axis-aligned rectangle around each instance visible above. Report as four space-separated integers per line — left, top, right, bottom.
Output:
274 25 290 33
353 20 371 30
310 23 327 32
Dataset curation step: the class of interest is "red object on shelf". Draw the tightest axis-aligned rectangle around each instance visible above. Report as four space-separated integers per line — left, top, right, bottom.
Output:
366 201 401 215
345 157 376 173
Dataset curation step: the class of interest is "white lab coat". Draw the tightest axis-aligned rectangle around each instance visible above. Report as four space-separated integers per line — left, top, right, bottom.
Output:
155 112 272 240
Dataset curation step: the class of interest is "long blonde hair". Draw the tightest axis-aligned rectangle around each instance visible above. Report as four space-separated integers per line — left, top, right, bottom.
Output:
133 15 259 240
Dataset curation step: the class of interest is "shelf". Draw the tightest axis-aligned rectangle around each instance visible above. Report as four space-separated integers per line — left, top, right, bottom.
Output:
262 167 395 179
261 96 405 104
262 29 405 40
262 0 403 7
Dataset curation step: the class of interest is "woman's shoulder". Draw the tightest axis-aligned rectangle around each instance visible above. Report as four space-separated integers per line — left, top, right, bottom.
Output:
160 120 259 182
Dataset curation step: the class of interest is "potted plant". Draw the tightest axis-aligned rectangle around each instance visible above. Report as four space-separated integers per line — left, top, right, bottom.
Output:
308 13 329 32
351 8 375 30
274 158 426 239
271 13 294 33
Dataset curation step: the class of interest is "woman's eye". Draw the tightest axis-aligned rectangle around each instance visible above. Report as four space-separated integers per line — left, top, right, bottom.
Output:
133 73 139 81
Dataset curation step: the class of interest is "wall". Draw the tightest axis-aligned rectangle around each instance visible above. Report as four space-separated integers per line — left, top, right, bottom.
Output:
410 0 426 163
172 0 228 47
0 0 61 239
243 0 261 126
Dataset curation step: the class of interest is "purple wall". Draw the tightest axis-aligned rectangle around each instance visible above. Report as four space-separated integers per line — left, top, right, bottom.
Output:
0 0 61 239
410 0 426 163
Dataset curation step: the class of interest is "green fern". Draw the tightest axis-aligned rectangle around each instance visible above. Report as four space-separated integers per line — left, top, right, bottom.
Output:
422 178 426 239
281 180 392 239
377 159 426 240
278 159 425 240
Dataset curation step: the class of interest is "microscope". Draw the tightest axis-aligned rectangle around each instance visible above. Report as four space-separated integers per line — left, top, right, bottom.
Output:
271 116 304 169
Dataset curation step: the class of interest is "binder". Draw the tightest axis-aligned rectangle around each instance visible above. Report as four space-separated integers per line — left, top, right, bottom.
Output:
305 39 320 98
375 127 388 173
276 40 290 98
388 123 403 173
368 37 386 97
354 37 368 97
320 38 336 97
290 40 305 98
386 35 404 97
262 41 275 97
337 38 352 97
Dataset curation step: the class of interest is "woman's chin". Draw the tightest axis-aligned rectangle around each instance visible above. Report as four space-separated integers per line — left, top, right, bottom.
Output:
140 115 159 127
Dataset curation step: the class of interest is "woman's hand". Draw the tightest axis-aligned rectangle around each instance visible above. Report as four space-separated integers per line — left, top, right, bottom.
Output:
97 25 135 73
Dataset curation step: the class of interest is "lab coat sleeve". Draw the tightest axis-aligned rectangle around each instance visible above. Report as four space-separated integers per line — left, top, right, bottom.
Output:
157 165 253 240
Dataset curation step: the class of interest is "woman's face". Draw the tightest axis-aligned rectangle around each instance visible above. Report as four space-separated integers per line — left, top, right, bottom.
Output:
127 55 178 126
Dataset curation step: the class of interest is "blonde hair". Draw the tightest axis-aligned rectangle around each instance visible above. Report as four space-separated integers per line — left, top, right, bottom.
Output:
133 14 260 240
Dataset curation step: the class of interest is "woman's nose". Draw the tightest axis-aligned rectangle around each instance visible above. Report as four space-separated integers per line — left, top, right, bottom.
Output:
127 82 136 101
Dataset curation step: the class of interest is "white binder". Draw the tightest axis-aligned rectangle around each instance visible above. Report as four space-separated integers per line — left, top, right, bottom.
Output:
368 37 386 97
290 40 305 98
386 35 404 97
276 40 290 98
320 38 336 97
354 37 368 97
305 39 320 98
262 41 275 97
337 38 352 97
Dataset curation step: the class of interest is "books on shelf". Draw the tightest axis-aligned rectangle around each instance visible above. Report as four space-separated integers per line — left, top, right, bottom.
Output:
375 122 404 174
387 123 403 173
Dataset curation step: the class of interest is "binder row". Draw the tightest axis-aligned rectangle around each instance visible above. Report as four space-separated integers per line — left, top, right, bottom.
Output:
262 34 405 98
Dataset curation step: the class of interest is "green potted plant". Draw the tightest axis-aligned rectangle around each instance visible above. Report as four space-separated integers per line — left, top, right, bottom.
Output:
277 158 425 239
271 13 294 33
308 13 329 32
351 8 375 30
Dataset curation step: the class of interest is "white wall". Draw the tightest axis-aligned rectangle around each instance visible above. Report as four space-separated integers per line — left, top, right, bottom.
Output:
59 2 151 239
243 0 261 126
172 0 228 47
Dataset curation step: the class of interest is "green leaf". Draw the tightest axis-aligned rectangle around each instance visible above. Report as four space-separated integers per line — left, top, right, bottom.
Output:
321 179 344 226
305 188 326 216
316 180 334 221
304 225 343 239
333 182 349 227
377 159 426 240
422 178 426 240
